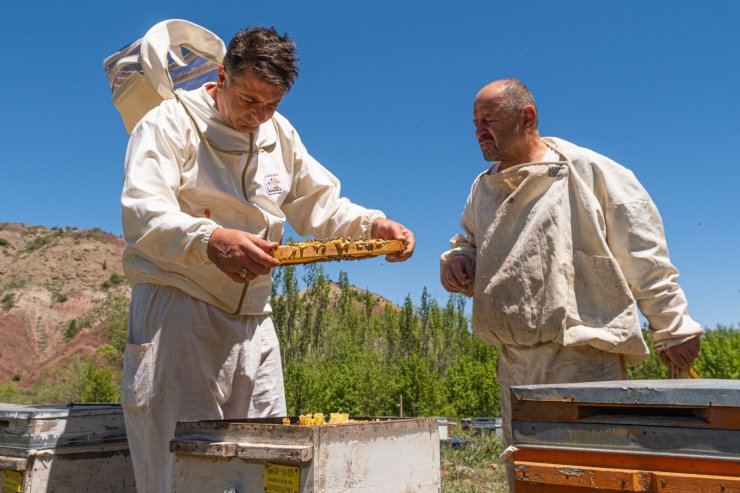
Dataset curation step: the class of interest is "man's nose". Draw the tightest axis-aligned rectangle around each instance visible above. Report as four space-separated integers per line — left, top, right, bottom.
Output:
476 127 489 140
254 105 269 122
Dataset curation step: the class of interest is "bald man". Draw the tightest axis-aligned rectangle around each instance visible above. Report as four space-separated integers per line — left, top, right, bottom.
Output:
440 79 703 452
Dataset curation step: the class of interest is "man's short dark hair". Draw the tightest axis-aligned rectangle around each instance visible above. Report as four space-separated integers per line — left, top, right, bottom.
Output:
223 27 299 91
500 78 536 116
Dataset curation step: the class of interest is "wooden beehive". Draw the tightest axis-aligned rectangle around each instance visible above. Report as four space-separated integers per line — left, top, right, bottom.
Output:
0 403 136 492
510 379 740 492
170 417 440 492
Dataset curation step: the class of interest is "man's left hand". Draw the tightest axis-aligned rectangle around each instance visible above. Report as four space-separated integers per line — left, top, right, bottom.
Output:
659 336 701 369
371 218 415 262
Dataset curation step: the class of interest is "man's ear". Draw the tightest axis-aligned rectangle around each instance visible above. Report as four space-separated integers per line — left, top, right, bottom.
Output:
520 105 538 132
217 65 227 87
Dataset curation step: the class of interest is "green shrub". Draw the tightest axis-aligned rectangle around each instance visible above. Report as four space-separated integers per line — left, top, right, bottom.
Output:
53 289 69 303
0 382 22 403
2 293 16 311
102 272 126 290
22 229 62 253
6 277 26 290
76 360 119 403
64 319 80 342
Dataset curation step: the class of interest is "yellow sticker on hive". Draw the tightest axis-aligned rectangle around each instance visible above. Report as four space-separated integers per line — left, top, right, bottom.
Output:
2 470 22 493
264 463 300 493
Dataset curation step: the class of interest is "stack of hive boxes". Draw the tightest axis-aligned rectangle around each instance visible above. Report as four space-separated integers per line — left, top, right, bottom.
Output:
510 379 740 492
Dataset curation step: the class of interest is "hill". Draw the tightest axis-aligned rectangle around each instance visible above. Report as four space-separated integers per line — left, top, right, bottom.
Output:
5 221 734 413
0 222 129 387
0 222 395 390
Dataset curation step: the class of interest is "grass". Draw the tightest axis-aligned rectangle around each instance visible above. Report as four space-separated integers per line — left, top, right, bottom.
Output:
2 293 16 311
441 427 508 492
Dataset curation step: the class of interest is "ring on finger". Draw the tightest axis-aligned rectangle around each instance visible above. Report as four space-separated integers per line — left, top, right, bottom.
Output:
238 267 250 279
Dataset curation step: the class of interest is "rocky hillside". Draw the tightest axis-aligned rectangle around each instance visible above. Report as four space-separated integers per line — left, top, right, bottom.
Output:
0 222 128 386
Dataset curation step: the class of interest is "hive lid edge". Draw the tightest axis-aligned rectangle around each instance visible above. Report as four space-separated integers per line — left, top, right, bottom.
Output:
510 379 740 406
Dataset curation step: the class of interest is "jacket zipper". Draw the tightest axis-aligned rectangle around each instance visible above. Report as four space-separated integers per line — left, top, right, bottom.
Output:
240 133 255 202
232 133 256 316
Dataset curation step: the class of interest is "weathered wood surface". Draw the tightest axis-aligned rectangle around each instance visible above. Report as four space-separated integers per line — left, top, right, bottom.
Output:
170 417 440 492
511 400 739 430
511 379 740 408
511 380 740 492
0 403 128 450
0 403 136 492
515 461 652 491
513 447 740 477
171 439 314 463
511 421 740 458
515 461 740 493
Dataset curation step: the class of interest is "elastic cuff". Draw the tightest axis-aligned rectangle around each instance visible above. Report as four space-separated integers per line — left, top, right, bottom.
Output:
193 223 222 264
440 246 476 264
362 210 386 239
654 333 701 351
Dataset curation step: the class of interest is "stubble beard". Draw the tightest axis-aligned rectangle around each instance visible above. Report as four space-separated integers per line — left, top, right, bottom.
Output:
480 143 500 162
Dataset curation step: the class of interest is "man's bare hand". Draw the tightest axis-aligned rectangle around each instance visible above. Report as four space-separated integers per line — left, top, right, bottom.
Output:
441 256 475 294
659 336 701 369
207 228 280 283
371 218 415 262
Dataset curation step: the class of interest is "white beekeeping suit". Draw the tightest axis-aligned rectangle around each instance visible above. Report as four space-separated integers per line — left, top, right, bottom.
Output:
109 20 386 492
441 136 703 445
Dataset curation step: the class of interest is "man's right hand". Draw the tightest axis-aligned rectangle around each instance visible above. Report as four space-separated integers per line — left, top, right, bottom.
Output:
207 228 280 283
659 336 701 370
441 256 475 294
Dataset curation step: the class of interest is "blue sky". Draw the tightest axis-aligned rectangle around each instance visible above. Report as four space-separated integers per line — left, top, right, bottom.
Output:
1 1 738 327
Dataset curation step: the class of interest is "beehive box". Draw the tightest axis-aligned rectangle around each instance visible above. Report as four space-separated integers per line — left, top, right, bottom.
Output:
510 379 740 492
0 403 136 492
170 417 440 492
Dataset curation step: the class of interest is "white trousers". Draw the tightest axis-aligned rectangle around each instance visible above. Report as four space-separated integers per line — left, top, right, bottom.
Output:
497 342 626 491
121 283 286 493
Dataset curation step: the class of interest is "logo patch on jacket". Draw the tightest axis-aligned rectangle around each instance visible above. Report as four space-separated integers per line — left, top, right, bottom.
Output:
263 173 284 195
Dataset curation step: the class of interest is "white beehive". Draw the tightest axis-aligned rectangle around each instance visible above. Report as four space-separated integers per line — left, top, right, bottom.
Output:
0 403 136 492
170 417 440 492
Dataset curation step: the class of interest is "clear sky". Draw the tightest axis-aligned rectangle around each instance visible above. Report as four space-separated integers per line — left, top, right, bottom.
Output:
1 1 738 327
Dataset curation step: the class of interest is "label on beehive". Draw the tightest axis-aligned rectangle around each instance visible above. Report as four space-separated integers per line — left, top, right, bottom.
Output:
264 463 300 493
2 470 22 493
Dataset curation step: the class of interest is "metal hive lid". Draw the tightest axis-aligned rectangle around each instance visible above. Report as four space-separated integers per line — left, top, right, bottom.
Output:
0 404 127 453
0 403 124 420
511 379 740 407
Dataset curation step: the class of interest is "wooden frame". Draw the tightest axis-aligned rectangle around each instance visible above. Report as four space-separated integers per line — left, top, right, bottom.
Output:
273 239 405 265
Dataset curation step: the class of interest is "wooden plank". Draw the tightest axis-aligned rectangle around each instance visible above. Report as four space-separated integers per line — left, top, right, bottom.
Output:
652 471 740 492
513 448 740 477
236 443 313 463
514 461 740 493
273 239 405 265
514 461 651 491
170 440 313 463
0 455 27 471
516 484 617 492
511 421 740 458
512 401 740 430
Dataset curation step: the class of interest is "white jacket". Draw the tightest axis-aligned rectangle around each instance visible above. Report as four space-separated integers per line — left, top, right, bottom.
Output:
122 85 384 315
441 137 702 365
